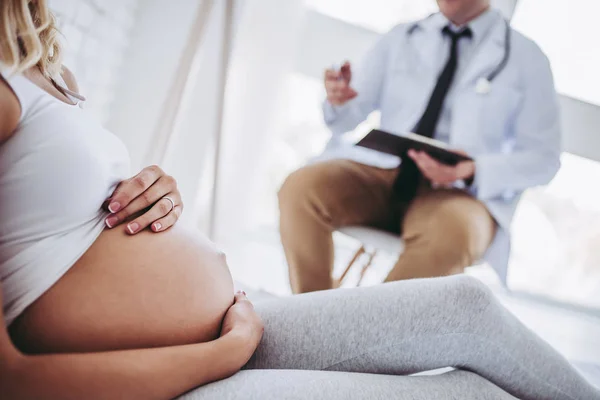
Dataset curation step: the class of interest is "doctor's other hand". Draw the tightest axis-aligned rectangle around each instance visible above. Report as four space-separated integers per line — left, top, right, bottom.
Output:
408 149 475 186
325 61 358 106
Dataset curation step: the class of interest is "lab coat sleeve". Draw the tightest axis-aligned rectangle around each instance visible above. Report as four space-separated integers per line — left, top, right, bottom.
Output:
472 49 562 201
323 26 399 136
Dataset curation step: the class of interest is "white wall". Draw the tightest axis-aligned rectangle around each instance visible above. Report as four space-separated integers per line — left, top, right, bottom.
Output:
295 11 378 80
50 0 139 123
512 0 600 107
560 96 600 162
511 0 600 162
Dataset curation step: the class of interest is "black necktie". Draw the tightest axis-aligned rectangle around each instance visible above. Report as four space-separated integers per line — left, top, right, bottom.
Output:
392 26 472 202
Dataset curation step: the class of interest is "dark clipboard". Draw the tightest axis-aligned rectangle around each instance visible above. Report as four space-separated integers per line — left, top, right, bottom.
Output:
356 129 472 166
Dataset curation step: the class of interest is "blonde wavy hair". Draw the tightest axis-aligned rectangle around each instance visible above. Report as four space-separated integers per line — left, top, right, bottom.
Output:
0 0 63 78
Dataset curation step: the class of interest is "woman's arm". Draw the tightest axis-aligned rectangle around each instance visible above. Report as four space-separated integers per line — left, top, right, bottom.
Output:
1 290 262 400
0 73 21 144
3 336 242 400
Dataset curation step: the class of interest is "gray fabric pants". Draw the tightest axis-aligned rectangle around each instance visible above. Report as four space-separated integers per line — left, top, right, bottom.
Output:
182 276 600 400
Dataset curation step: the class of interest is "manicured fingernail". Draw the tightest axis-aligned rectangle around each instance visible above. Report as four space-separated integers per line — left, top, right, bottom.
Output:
105 216 118 228
108 201 121 213
153 222 162 231
127 222 140 234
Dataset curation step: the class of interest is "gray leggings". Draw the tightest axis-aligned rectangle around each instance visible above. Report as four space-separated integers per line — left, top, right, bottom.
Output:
182 276 599 400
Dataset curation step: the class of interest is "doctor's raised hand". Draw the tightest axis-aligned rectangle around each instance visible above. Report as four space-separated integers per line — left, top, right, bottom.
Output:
104 165 184 234
324 61 358 106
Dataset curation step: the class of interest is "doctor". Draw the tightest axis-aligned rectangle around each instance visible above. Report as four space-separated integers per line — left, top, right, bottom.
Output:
278 0 561 293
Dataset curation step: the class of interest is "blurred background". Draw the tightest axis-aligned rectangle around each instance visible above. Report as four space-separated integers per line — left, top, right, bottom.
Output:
48 0 599 312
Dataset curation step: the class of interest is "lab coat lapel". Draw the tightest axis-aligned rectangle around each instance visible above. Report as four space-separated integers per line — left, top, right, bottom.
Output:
406 27 440 78
456 18 506 90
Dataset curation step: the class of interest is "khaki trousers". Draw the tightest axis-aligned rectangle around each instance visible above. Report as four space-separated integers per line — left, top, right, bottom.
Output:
278 160 496 294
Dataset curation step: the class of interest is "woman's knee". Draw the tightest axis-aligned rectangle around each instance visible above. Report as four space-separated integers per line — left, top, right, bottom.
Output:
444 275 496 316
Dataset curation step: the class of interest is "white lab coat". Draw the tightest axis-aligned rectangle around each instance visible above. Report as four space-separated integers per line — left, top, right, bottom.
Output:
319 12 562 285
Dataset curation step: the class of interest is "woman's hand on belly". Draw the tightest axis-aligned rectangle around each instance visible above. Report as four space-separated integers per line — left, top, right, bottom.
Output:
220 291 264 363
104 165 183 234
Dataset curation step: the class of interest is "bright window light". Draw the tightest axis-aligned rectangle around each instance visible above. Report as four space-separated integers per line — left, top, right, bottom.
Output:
511 0 600 106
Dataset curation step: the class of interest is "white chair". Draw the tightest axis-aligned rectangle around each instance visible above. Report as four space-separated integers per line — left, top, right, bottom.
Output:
336 226 404 287
337 225 497 288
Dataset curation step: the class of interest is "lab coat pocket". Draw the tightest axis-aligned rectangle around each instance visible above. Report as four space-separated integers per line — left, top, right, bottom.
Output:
478 86 523 147
451 86 522 152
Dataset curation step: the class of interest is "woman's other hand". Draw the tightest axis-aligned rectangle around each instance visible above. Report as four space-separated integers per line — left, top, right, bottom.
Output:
104 165 183 234
220 291 264 364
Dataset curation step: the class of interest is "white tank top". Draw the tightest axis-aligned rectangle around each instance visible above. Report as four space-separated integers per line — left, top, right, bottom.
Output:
0 66 131 326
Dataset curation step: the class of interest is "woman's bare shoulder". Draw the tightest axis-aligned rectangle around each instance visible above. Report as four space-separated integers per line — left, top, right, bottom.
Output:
0 76 20 144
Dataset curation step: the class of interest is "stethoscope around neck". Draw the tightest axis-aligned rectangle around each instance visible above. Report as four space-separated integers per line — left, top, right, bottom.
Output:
475 19 512 95
408 17 512 95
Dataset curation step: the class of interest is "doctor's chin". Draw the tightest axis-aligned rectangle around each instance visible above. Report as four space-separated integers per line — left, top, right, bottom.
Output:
1 0 599 399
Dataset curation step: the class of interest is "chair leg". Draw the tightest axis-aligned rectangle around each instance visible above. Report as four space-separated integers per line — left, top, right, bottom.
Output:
357 249 377 286
335 246 365 288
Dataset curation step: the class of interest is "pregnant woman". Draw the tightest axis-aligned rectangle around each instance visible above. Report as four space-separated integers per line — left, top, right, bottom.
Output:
0 1 598 399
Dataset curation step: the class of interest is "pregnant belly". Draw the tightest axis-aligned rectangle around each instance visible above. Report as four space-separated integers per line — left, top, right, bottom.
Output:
9 225 235 354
